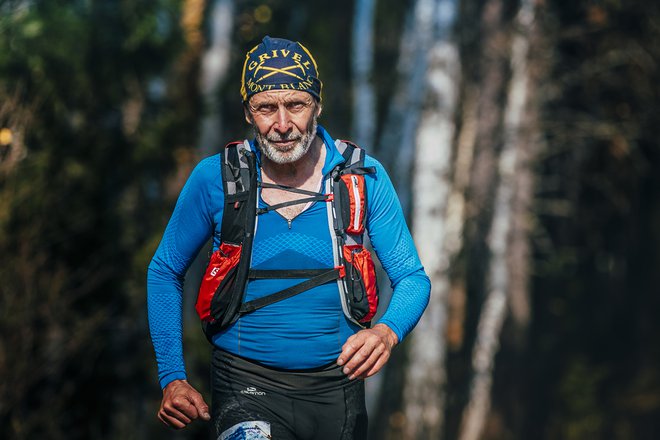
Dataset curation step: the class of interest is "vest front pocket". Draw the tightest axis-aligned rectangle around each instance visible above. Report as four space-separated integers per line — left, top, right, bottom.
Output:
195 243 242 322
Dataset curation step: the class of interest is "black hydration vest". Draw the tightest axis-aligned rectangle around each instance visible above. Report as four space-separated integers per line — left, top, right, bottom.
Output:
195 140 380 339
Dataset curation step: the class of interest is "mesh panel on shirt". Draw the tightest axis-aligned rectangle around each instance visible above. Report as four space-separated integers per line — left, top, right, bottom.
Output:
252 231 333 267
378 232 420 284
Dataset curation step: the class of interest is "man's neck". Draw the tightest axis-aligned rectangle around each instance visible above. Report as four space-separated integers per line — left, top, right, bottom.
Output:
260 136 325 187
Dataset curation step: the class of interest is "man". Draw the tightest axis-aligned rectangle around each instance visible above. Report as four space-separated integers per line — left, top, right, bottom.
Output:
147 36 430 439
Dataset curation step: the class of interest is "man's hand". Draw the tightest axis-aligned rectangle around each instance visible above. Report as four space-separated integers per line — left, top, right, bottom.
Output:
337 323 399 380
158 380 211 429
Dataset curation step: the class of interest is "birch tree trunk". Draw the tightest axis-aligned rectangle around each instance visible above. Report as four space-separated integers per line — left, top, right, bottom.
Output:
198 0 234 157
458 1 538 439
445 87 478 351
351 0 377 150
350 0 391 421
378 0 436 215
182 0 235 318
403 1 460 437
508 0 547 339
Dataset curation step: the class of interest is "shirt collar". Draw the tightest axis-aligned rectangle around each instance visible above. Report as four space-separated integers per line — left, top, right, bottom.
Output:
318 125 345 176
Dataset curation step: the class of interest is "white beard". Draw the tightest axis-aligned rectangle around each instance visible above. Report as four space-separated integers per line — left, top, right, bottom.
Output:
255 118 318 164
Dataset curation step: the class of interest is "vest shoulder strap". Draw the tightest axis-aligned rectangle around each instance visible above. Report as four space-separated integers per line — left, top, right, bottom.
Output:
204 141 257 334
220 141 256 244
331 141 376 238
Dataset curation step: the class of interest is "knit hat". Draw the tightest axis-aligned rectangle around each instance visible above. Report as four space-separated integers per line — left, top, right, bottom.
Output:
240 36 322 102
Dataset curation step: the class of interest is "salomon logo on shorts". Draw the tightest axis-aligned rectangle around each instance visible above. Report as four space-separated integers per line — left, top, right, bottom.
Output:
240 386 266 396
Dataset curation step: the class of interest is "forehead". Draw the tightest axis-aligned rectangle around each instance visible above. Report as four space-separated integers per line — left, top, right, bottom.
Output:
249 90 313 104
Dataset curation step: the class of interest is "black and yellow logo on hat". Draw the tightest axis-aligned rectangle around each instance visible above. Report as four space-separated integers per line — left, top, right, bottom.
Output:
241 38 322 101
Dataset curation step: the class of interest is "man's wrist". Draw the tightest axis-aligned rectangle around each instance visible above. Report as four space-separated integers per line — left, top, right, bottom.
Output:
373 323 399 347
159 371 188 390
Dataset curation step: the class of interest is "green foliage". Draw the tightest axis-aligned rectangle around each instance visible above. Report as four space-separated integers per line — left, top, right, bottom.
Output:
0 1 189 438
519 1 660 439
552 357 608 439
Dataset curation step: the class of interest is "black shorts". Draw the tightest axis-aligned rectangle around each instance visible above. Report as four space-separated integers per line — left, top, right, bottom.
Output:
211 349 368 440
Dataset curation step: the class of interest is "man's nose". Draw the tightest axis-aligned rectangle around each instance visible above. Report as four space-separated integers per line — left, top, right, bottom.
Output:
274 106 292 132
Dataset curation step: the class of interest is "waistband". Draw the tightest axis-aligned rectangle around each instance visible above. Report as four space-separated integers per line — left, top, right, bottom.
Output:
212 349 353 395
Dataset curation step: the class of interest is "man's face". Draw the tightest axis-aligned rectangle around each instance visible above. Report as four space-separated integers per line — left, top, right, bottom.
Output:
245 90 321 164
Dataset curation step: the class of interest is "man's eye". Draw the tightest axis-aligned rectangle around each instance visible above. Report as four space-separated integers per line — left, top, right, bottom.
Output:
256 104 277 114
285 102 307 112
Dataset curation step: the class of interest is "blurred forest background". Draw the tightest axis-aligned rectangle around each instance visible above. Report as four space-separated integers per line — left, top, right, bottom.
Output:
1 0 659 439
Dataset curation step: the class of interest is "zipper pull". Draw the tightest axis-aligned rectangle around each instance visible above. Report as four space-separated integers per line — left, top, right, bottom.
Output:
287 218 292 229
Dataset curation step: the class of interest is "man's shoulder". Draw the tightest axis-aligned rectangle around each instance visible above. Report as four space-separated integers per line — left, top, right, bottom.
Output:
188 153 223 185
196 152 222 170
353 146 386 176
330 137 384 171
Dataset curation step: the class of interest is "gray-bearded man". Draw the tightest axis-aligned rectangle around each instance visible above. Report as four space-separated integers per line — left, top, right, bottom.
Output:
147 36 430 439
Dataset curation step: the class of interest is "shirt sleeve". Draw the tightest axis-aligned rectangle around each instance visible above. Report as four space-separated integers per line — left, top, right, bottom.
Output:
364 157 431 342
146 154 223 389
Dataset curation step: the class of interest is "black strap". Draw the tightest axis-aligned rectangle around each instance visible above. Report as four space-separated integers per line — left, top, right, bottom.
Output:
248 269 334 279
239 268 341 315
257 181 332 215
256 195 329 215
338 166 376 176
332 176 346 234
259 181 325 196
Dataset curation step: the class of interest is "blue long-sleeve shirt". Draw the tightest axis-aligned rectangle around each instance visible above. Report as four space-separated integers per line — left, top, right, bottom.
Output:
147 125 431 389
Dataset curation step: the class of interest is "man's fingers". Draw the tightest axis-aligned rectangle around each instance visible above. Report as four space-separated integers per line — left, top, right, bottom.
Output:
348 343 388 379
158 407 190 429
190 393 211 421
338 330 377 364
162 399 194 422
171 395 201 419
339 339 371 372
158 380 211 429
357 351 390 379
337 334 362 366
337 326 398 379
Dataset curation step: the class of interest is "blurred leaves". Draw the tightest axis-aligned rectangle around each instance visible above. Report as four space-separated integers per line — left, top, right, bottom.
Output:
1 1 189 438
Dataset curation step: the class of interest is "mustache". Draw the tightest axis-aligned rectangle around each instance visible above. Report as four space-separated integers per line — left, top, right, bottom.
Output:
266 132 301 142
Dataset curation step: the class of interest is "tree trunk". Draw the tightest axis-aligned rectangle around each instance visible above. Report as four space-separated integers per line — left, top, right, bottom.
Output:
403 1 460 437
182 0 235 339
445 86 478 352
351 0 377 150
378 0 437 215
197 0 235 157
458 1 538 439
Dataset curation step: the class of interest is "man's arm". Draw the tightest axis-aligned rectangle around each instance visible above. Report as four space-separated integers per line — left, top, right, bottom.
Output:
147 155 223 427
336 157 431 378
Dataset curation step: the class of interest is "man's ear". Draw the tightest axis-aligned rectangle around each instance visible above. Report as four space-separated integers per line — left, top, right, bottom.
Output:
315 102 323 118
244 104 252 124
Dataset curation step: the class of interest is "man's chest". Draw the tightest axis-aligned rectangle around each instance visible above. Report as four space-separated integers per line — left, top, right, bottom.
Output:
259 176 325 220
260 189 311 219
250 201 334 267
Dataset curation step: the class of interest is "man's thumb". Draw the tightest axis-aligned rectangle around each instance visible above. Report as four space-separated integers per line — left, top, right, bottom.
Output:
191 394 211 421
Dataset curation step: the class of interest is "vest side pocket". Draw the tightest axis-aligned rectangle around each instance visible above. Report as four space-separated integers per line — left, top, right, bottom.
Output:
195 243 242 322
343 245 379 323
339 174 366 235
